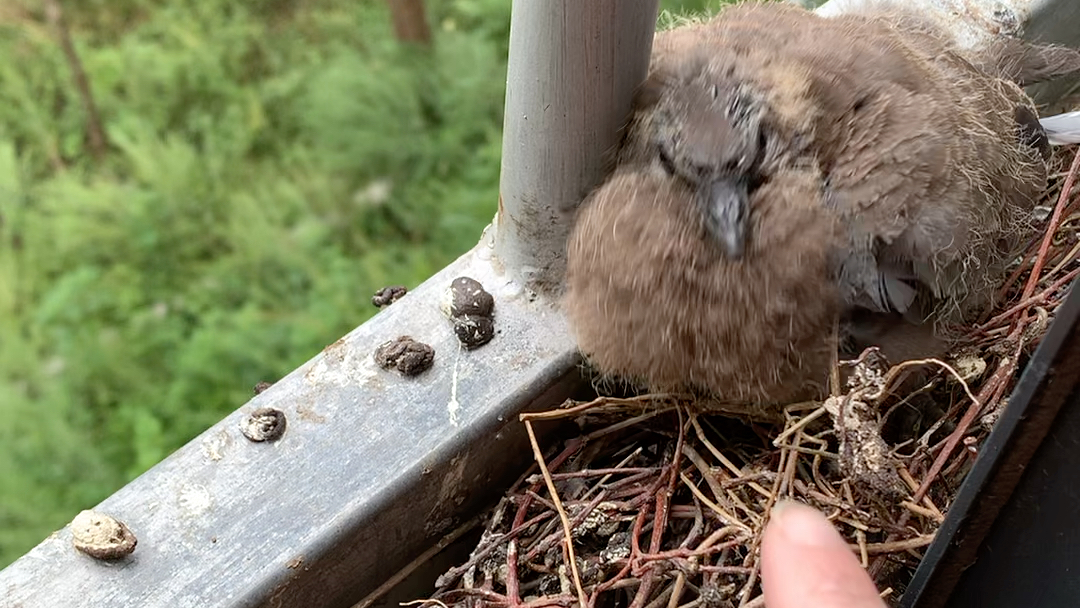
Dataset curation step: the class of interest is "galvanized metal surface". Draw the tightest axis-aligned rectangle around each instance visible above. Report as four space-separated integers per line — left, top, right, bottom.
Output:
0 235 582 608
817 0 1036 47
494 0 660 292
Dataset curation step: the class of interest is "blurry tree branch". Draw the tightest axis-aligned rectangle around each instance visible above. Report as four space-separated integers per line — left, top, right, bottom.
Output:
43 0 107 162
386 0 432 47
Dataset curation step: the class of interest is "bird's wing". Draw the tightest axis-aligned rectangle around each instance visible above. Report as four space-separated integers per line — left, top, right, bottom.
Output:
811 57 968 317
806 21 1044 322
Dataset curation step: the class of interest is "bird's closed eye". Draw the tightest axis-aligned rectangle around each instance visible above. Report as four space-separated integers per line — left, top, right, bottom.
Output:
658 147 678 175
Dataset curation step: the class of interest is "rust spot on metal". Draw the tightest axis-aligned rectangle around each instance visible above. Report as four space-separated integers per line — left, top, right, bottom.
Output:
296 402 327 424
321 337 347 362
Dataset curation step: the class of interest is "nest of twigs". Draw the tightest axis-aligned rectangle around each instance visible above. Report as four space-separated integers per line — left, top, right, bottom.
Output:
416 146 1080 608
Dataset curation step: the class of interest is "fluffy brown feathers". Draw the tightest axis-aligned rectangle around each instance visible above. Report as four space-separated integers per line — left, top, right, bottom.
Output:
563 2 1080 404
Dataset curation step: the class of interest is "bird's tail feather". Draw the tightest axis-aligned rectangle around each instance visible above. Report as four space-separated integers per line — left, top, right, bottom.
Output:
987 39 1080 146
985 38 1080 87
1040 111 1080 146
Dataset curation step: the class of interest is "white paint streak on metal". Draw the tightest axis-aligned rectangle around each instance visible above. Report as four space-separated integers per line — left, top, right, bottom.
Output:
448 344 462 427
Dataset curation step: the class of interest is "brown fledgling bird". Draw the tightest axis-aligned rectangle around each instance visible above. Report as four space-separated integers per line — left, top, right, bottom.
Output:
564 3 1080 406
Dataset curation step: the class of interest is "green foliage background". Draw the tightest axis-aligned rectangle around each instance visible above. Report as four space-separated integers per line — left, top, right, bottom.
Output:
0 0 730 567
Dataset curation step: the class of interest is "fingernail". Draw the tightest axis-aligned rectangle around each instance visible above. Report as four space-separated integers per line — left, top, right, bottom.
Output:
771 500 843 548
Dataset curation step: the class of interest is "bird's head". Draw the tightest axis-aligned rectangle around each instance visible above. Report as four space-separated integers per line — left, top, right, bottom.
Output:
642 71 766 260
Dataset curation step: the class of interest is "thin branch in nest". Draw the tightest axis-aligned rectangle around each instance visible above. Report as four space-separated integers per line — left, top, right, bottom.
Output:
586 410 668 441
523 419 588 608
831 315 843 398
683 442 761 524
691 417 771 499
875 358 980 406
735 439 791 608
980 264 1080 330
402 599 451 608
912 335 1023 503
772 405 827 447
1022 147 1080 301
856 535 935 555
679 472 752 533
898 467 944 521
666 572 687 608
1044 238 1080 279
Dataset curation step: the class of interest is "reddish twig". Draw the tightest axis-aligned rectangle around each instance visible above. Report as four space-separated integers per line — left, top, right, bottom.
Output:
912 328 1022 503
506 540 521 608
979 266 1080 330
588 504 651 608
1021 146 1080 301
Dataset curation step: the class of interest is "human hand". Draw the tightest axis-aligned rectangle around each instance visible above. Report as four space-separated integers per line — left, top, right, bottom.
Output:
761 500 887 608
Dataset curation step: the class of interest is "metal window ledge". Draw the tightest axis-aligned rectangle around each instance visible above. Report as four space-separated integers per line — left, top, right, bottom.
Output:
0 233 583 608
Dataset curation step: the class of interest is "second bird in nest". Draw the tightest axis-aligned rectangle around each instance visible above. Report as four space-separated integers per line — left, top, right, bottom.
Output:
564 2 1080 406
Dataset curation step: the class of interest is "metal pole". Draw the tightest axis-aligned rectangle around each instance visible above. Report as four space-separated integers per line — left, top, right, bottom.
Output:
494 0 661 293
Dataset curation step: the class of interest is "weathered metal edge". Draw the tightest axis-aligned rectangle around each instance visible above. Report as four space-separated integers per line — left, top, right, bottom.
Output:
0 233 582 608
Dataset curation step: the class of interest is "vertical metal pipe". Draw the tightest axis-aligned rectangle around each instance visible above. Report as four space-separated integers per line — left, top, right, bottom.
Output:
494 0 661 292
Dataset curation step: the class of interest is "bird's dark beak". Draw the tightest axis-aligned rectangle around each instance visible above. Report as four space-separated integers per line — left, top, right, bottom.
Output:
702 179 749 259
